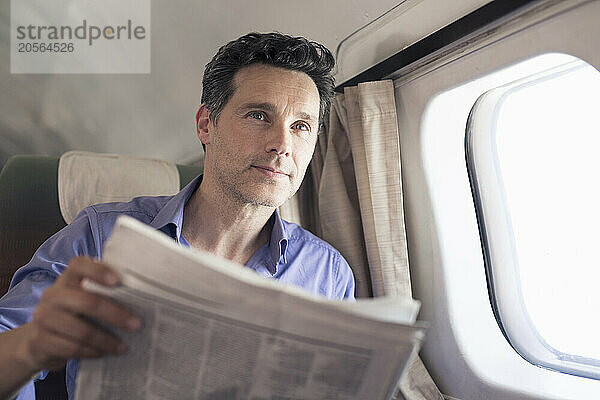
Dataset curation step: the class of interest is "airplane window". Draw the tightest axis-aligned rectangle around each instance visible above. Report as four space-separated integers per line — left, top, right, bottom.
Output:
466 53 600 380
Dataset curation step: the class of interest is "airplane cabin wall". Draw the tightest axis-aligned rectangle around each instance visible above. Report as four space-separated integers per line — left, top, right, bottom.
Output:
391 1 600 399
0 0 399 167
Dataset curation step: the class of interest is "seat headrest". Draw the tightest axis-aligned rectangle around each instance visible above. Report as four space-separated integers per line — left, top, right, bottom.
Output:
58 151 180 224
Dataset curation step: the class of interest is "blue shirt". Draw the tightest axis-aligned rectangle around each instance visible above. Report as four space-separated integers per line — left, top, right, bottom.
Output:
0 175 355 399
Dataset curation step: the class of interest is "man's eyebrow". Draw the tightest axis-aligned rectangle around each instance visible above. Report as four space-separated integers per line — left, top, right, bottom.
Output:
238 102 277 113
239 102 317 123
296 112 317 123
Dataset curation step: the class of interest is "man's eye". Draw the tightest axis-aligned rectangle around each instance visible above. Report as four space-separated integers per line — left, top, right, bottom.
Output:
292 122 310 132
248 111 266 121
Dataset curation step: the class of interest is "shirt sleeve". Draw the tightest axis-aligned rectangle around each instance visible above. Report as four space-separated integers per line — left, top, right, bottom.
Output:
335 254 356 300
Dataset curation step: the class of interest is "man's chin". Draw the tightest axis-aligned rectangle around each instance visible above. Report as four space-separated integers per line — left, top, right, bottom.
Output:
247 192 290 208
235 186 291 208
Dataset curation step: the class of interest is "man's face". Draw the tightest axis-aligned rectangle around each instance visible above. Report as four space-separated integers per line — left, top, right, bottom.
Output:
200 63 321 208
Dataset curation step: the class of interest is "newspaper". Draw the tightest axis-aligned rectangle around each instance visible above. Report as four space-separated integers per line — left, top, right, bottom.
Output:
75 215 426 400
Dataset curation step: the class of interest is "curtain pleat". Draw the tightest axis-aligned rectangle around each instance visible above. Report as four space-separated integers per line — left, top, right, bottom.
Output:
337 82 411 297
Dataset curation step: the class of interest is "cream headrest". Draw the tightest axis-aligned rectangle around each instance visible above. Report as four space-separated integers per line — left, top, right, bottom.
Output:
58 151 180 223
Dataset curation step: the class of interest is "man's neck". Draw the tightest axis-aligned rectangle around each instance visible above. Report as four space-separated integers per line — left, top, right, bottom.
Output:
181 179 275 265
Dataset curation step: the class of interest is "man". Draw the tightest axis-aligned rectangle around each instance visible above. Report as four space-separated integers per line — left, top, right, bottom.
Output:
0 32 355 399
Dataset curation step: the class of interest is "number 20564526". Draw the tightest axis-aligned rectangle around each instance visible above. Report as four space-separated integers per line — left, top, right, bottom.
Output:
17 42 74 53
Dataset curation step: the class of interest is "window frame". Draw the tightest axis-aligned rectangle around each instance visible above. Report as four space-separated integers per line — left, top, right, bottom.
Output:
465 55 600 380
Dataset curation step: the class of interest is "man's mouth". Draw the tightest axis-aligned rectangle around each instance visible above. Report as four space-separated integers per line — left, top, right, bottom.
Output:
252 165 290 178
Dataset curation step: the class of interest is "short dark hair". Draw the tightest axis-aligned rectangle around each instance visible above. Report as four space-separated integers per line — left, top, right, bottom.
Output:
201 32 335 126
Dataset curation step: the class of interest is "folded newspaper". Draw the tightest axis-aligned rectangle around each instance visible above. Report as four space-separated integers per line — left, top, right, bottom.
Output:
75 215 426 400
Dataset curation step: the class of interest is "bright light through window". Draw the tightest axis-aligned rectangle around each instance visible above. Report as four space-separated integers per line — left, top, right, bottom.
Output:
495 60 600 361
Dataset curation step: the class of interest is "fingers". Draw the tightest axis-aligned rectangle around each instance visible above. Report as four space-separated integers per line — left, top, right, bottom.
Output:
25 324 105 371
39 286 141 332
60 256 121 288
52 257 141 331
33 306 126 356
17 256 143 370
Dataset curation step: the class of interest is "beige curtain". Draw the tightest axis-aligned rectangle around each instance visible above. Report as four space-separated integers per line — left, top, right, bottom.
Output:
280 80 442 400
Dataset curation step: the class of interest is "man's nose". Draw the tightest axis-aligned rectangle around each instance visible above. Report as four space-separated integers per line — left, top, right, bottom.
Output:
265 122 292 156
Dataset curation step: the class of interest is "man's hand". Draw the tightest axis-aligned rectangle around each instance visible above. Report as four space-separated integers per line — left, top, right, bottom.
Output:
0 256 141 398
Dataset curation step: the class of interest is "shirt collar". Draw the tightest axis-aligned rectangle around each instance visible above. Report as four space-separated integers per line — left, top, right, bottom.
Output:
149 175 203 239
148 174 289 273
267 208 289 274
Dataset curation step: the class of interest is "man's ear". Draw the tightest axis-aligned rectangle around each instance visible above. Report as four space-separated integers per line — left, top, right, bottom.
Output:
196 104 211 145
